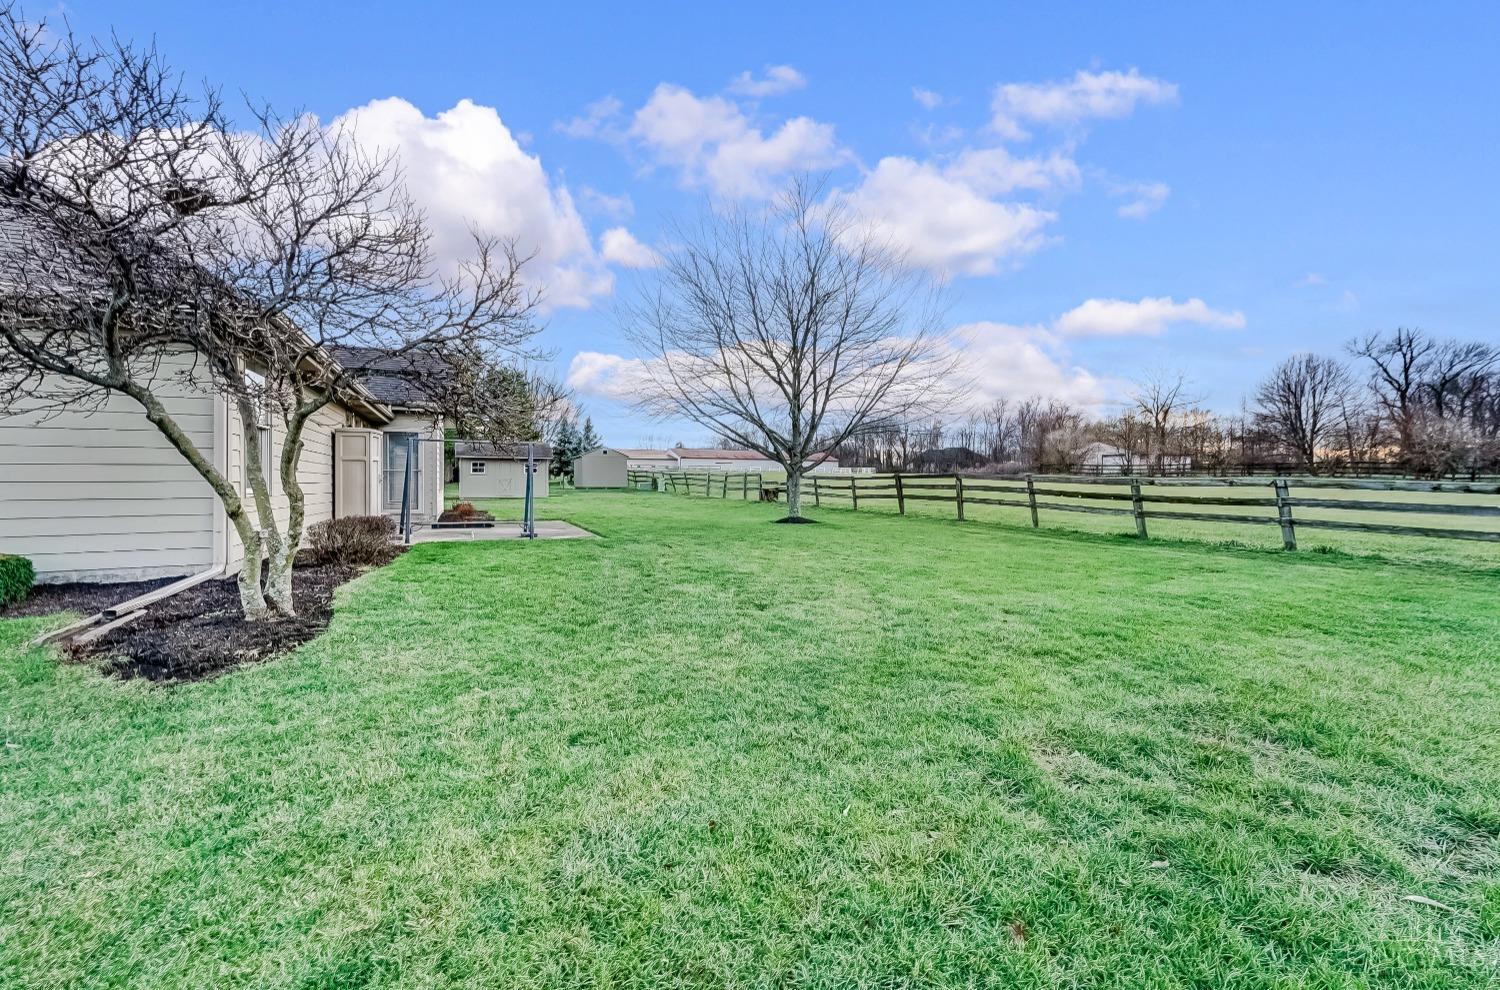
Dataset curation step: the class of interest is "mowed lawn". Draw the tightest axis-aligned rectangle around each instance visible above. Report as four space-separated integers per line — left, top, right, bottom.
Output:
3 492 1499 989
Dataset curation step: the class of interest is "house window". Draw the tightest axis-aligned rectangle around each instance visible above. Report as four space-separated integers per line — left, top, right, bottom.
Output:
470 461 486 474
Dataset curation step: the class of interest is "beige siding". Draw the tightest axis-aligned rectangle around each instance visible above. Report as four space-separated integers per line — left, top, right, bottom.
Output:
574 449 628 488
223 397 369 570
0 351 218 582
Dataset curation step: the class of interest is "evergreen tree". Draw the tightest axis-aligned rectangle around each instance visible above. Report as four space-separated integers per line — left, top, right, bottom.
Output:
580 416 602 452
552 415 580 479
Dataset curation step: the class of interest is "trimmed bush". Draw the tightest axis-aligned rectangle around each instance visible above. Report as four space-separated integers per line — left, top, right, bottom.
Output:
0 553 35 607
306 515 398 567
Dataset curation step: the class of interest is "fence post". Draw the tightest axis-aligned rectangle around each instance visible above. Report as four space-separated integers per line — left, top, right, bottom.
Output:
813 477 821 508
851 476 860 511
955 473 965 521
742 474 748 500
723 473 728 498
1025 474 1039 528
1130 478 1148 539
895 473 906 515
1274 478 1297 550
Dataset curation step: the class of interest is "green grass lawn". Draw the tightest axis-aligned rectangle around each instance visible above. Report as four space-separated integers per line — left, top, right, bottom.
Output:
4 491 1499 988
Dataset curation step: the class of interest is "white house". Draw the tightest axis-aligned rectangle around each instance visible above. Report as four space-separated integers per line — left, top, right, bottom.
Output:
0 348 452 583
455 442 551 500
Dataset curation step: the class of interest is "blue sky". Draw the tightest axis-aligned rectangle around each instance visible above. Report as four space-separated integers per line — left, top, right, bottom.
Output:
61 1 1500 446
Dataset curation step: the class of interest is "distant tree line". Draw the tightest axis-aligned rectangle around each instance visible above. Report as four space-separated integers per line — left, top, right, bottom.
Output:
832 329 1499 478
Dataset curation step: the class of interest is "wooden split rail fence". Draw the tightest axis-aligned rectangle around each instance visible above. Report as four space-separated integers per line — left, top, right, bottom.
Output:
631 469 1500 549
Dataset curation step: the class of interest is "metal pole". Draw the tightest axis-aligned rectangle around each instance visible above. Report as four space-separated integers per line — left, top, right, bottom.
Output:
523 442 536 539
401 434 415 545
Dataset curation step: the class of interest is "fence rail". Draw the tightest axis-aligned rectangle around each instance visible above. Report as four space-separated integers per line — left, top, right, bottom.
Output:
629 469 1500 549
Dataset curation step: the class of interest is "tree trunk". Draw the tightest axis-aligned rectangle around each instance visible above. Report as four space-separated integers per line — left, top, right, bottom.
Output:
785 470 803 519
236 528 270 621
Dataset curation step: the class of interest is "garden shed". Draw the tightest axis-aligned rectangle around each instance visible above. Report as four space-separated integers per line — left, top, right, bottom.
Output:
573 447 629 488
455 442 551 500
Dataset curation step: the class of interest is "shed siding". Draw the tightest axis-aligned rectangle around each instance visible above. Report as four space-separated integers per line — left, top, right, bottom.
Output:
458 458 549 499
574 449 628 488
0 351 218 582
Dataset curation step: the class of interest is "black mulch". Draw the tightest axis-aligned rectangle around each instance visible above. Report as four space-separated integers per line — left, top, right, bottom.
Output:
2 577 177 619
6 549 405 683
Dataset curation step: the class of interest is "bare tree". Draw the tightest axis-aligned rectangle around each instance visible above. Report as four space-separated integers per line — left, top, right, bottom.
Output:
621 179 958 519
0 8 541 619
1129 370 1197 473
1350 328 1499 475
1251 354 1353 470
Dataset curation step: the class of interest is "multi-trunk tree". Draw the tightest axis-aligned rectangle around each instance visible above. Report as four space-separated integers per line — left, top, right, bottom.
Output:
0 7 542 620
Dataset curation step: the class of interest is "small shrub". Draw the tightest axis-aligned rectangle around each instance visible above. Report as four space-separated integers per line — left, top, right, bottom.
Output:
306 515 397 567
0 553 35 607
452 502 477 520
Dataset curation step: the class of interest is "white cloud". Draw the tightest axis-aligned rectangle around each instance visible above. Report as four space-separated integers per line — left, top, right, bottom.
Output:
1295 272 1326 287
943 146 1081 196
1112 180 1170 219
946 322 1117 407
566 350 658 401
627 83 845 198
555 95 625 139
599 227 663 269
912 87 946 110
830 155 1059 277
335 98 611 310
1053 296 1245 337
568 323 1118 412
991 69 1178 140
727 65 807 98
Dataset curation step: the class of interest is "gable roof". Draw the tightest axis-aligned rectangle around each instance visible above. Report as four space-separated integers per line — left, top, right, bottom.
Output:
454 441 552 461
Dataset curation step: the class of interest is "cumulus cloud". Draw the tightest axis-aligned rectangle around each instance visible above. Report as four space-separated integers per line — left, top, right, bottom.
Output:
566 350 658 401
727 65 807 98
944 322 1117 407
335 97 611 309
829 155 1059 277
991 69 1178 140
1112 180 1170 219
599 227 664 269
1053 296 1244 337
627 83 845 198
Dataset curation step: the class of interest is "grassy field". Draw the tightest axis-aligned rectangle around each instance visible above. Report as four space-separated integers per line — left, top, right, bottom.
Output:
3 490 1499 988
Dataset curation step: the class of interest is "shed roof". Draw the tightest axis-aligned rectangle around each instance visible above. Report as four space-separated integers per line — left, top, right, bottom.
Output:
616 448 675 459
455 441 552 461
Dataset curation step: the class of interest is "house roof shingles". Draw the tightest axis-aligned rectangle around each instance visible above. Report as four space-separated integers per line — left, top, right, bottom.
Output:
324 345 450 410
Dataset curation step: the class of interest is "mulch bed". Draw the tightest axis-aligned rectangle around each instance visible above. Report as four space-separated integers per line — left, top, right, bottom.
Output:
5 550 405 683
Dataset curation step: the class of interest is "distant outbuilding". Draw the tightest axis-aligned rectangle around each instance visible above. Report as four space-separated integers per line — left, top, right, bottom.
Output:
574 447 629 488
456 442 551 499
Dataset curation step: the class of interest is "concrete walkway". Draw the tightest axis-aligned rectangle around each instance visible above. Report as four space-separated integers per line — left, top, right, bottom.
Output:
406 520 595 543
